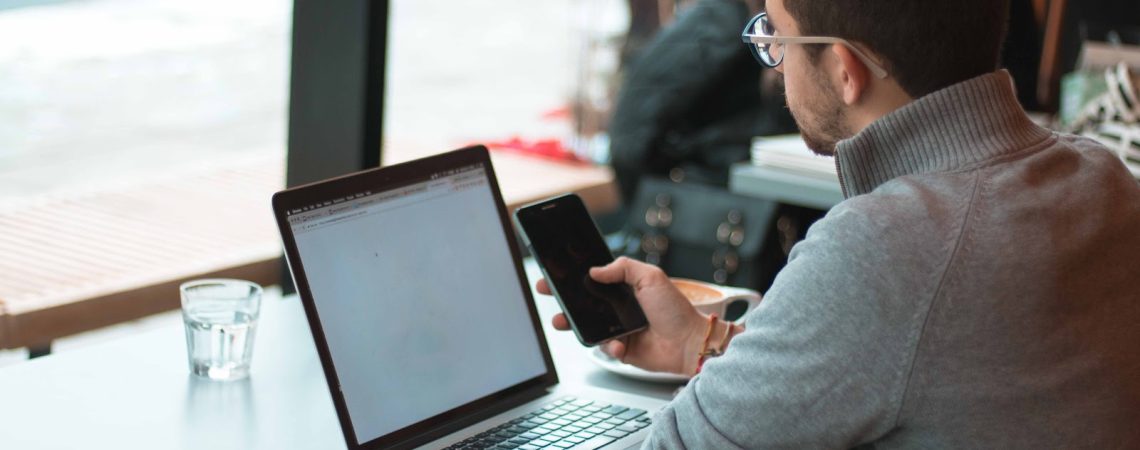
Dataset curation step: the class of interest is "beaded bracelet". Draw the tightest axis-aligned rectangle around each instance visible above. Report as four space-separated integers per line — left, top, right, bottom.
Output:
695 314 719 374
696 315 738 374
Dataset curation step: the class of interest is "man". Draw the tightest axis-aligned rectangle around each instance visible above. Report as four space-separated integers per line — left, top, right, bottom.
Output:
537 0 1140 447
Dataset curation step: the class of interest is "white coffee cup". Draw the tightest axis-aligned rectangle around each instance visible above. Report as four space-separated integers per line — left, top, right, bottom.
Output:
670 278 762 323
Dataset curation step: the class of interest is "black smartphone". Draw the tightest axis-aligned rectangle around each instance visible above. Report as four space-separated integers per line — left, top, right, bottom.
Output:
514 194 649 346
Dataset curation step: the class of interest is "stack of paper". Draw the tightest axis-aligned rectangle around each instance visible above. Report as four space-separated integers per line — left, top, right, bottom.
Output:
750 134 838 180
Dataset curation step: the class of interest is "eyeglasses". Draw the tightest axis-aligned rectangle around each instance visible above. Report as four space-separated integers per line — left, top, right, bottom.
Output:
740 13 888 79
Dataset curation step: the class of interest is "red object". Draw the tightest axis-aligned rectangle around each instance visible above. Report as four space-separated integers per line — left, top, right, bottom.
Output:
540 106 572 121
481 136 590 165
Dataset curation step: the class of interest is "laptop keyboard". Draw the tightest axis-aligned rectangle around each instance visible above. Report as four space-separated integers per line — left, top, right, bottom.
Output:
445 396 653 450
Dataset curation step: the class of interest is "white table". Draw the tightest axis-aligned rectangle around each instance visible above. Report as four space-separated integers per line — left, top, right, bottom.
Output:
0 262 678 449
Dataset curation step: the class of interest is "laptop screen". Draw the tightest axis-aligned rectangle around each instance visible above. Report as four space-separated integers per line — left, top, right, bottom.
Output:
283 160 548 445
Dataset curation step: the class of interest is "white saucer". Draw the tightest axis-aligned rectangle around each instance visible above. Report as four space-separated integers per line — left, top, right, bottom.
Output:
586 348 690 384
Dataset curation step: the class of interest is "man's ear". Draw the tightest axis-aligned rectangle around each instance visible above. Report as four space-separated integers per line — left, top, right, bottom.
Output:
831 43 869 105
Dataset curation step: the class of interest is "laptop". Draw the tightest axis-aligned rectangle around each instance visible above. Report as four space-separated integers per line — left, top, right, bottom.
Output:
272 146 669 450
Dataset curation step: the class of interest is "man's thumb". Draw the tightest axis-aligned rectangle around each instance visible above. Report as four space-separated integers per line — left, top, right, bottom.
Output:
588 257 630 284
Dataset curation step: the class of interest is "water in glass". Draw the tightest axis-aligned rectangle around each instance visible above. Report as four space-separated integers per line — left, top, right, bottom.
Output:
184 308 257 380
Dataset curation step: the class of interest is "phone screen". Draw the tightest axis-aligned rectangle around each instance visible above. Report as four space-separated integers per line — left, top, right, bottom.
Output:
515 195 649 346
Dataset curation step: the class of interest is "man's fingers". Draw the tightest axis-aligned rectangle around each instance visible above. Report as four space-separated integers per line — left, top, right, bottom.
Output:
588 256 664 289
588 259 627 284
535 278 551 295
551 313 570 330
603 339 626 362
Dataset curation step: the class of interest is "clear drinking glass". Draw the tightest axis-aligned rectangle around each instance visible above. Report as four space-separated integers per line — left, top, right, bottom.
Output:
180 279 262 380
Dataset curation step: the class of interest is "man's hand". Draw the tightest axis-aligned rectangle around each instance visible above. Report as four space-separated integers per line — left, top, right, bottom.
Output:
535 257 708 375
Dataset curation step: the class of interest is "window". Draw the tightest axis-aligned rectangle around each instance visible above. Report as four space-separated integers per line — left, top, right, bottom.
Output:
0 0 613 362
0 0 291 200
383 0 582 164
0 0 292 359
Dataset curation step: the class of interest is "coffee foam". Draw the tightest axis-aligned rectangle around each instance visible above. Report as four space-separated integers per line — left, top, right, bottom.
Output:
672 279 722 304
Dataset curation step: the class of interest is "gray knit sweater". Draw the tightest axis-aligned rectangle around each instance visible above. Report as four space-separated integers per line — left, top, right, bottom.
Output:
644 71 1140 449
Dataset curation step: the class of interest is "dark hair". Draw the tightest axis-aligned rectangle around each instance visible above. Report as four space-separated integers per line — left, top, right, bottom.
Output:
783 0 1011 98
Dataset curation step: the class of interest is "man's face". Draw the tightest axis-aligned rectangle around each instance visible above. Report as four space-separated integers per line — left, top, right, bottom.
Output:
766 0 851 156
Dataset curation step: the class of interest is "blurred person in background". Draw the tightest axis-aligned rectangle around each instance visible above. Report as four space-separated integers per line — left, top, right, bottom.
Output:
609 0 795 203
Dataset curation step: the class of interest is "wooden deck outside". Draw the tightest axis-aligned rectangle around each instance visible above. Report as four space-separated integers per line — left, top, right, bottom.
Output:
0 157 285 350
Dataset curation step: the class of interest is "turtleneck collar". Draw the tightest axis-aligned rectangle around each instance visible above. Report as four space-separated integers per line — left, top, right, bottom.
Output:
833 70 1052 197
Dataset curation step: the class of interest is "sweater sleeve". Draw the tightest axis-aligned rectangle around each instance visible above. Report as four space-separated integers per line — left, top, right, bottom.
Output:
642 196 955 449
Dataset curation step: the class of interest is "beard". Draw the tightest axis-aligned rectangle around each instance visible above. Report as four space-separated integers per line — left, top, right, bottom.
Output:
786 67 851 156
